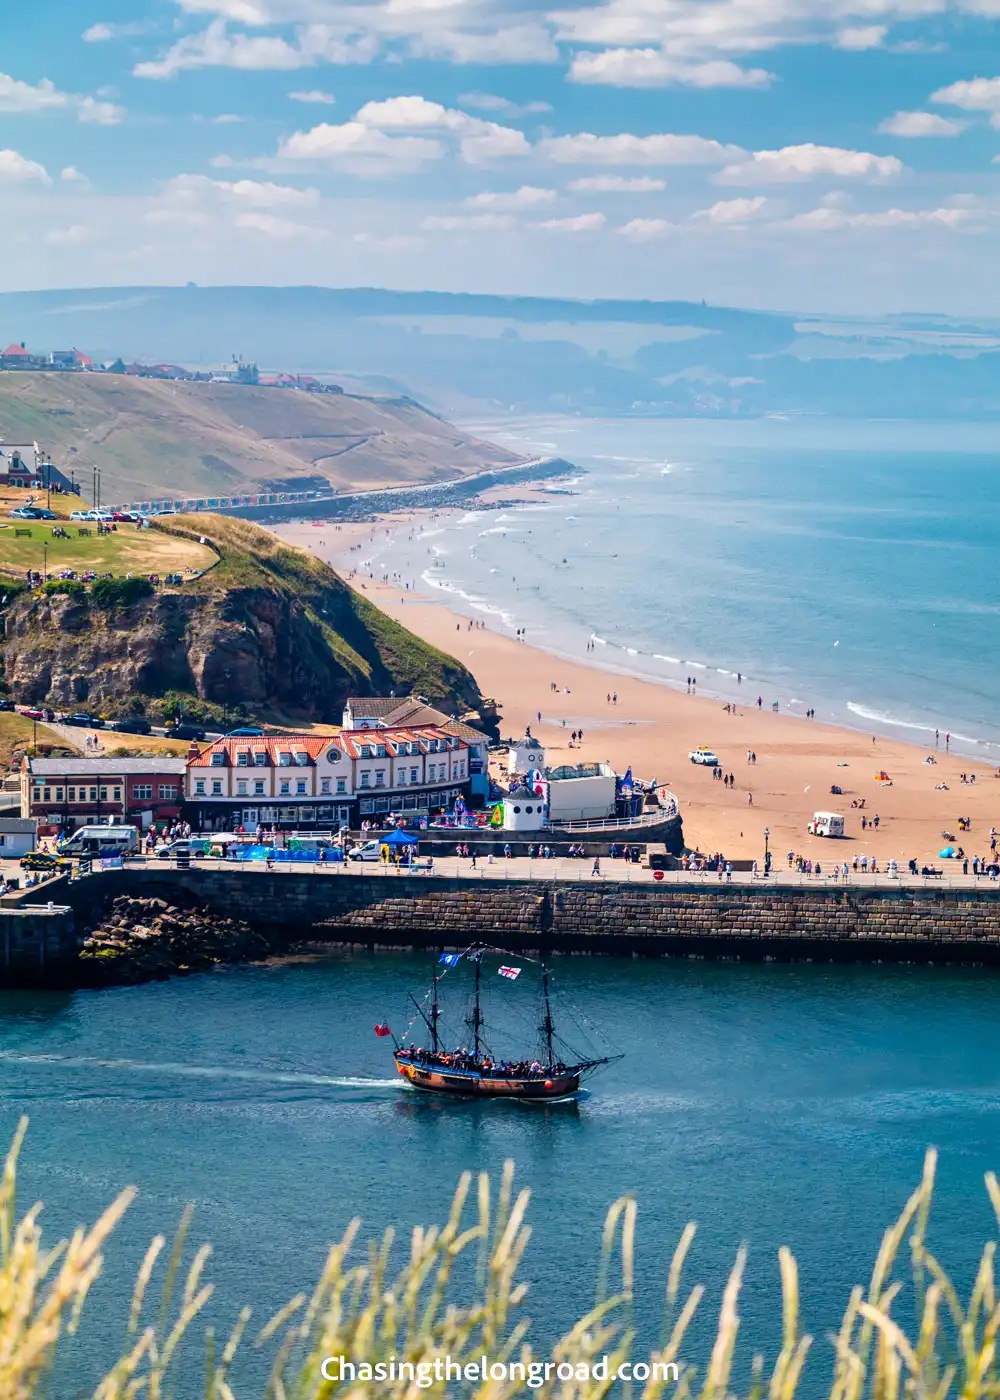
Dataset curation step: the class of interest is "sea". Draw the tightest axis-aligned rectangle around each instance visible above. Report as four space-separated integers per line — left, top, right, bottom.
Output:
354 416 1000 760
8 952 1000 1392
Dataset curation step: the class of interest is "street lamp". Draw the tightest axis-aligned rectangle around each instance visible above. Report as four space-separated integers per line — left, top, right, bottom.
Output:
42 541 47 585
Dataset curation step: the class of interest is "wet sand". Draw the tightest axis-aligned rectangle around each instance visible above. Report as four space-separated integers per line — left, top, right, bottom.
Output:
277 516 1000 866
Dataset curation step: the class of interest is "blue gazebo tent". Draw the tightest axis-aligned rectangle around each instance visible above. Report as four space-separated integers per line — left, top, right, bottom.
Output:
382 829 419 848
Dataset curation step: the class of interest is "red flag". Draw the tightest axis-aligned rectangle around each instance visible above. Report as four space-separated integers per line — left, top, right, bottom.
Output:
373 1022 392 1037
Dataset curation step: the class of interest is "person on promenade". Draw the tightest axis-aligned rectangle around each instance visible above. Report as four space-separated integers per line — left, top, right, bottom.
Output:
591 856 601 877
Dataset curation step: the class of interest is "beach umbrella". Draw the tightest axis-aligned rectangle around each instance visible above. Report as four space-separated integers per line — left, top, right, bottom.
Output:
939 846 954 858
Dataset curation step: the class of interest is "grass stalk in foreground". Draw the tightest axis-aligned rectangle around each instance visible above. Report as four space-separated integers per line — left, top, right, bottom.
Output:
0 1122 995 1400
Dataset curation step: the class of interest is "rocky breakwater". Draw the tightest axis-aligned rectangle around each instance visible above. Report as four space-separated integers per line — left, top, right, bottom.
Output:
78 894 287 985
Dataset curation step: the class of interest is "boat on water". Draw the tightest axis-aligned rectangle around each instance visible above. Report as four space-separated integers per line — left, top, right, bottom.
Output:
375 944 621 1100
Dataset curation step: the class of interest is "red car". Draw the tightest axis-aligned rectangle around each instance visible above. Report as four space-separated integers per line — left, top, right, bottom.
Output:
112 511 138 523
20 707 44 720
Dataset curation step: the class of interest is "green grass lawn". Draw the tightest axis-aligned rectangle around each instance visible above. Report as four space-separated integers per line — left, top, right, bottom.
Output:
0 523 216 580
0 713 77 768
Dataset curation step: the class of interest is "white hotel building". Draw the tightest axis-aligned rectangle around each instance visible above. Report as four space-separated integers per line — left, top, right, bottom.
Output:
185 726 472 830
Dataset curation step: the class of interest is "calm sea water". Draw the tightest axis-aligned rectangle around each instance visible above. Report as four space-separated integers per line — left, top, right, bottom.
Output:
370 416 1000 758
8 952 1000 1391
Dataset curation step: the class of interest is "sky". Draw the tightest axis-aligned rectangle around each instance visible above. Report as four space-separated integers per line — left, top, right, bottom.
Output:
2 0 1000 313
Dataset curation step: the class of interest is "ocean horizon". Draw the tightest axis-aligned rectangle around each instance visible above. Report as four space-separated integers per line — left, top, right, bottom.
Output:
354 415 1000 762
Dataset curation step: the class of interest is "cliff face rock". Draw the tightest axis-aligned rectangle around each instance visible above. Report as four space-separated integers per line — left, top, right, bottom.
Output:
1 573 482 721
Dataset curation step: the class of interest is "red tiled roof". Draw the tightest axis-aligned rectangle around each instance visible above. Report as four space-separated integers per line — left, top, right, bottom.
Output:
2 344 30 357
188 726 468 767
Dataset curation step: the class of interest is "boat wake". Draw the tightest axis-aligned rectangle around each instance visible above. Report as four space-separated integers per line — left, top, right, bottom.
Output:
0 1051 399 1090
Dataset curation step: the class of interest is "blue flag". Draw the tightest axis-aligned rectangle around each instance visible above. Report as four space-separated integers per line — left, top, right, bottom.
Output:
439 953 460 967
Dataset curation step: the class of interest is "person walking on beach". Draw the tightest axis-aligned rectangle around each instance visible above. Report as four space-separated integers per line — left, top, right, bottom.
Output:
747 792 753 805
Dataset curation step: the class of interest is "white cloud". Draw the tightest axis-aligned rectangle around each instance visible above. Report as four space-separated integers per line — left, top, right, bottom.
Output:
409 24 558 63
534 211 606 231
421 212 515 230
569 48 773 88
289 89 335 103
353 95 530 163
696 195 769 222
878 110 966 136
618 216 669 240
568 174 665 191
134 19 377 78
83 19 159 40
834 25 886 49
0 73 68 113
465 185 556 208
458 93 552 115
720 143 903 183
785 205 973 231
932 75 1000 114
234 211 322 237
60 166 87 183
276 121 443 175
0 150 51 184
209 112 246 123
77 96 125 125
165 173 322 205
538 131 741 165
44 225 89 247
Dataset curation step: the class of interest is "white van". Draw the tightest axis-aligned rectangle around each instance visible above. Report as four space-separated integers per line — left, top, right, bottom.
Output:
59 824 140 857
807 812 845 838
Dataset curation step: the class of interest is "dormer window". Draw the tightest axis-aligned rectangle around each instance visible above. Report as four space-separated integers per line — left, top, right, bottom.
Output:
236 752 249 767
278 751 292 767
253 752 267 767
293 750 309 766
210 752 225 767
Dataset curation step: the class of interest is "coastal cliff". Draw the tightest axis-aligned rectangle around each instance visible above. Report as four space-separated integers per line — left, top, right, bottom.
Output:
0 516 484 723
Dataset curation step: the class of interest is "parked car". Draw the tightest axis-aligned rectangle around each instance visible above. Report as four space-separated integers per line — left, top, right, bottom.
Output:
689 747 720 766
226 726 263 737
112 511 138 523
110 716 151 734
33 509 57 520
63 712 105 728
165 722 207 741
92 510 114 521
0 700 13 712
20 707 45 721
9 507 41 520
20 852 72 873
348 840 383 862
69 510 100 521
154 838 211 860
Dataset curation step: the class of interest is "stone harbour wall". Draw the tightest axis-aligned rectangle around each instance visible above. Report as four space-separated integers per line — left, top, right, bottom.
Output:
36 868 1000 965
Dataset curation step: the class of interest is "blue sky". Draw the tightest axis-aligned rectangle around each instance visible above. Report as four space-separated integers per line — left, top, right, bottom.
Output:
2 0 1000 311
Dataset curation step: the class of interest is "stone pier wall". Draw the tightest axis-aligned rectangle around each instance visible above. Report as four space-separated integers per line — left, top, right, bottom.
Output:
38 868 1000 964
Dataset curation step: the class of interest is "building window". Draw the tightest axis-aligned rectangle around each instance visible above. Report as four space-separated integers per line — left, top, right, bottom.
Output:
278 752 292 767
55 788 63 800
398 770 406 785
253 752 267 767
360 772 370 788
236 752 249 767
210 752 225 767
89 787 97 801
159 785 178 800
279 780 290 795
43 788 51 802
237 781 247 796
68 787 75 801
374 770 385 787
254 780 265 795
296 780 307 794
195 780 205 795
320 778 330 794
134 785 153 800
459 762 465 777
211 780 222 796
410 767 418 783
99 788 107 801
336 778 346 794
113 788 121 801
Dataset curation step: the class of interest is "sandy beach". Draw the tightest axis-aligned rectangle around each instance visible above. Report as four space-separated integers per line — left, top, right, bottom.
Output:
277 514 1000 867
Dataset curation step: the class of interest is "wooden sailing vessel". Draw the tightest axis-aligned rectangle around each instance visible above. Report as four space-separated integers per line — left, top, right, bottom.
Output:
377 944 621 1100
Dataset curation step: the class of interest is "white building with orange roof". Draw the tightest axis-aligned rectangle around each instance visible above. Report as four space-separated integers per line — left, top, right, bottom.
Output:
185 726 472 830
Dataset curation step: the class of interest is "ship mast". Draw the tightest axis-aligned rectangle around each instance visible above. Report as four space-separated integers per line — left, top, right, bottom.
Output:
541 965 555 1068
469 951 484 1058
431 966 440 1054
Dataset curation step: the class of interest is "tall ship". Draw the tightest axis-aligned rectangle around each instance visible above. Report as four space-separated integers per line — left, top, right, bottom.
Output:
375 944 621 1100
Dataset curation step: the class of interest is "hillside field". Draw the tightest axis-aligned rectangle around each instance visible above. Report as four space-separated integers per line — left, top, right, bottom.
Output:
0 373 518 506
0 521 216 581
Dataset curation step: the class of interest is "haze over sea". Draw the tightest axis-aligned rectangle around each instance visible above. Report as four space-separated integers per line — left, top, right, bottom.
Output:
388 417 1000 759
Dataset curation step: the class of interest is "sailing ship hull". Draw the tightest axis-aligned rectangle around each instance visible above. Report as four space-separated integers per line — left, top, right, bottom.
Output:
395 1054 579 1099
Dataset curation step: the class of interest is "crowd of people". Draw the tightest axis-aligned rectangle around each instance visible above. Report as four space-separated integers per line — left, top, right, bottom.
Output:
402 1045 567 1078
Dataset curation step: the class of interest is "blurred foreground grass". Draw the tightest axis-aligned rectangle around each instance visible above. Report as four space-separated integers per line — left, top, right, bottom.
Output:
0 1120 988 1399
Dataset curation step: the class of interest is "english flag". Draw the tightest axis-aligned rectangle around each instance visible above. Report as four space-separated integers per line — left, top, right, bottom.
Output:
373 1022 392 1037
497 966 521 980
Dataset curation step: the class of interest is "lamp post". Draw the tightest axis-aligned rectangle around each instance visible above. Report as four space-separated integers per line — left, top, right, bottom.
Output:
42 541 48 585
764 827 770 875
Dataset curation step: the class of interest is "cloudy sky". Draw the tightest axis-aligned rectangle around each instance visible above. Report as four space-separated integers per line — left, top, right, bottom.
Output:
3 0 1000 311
